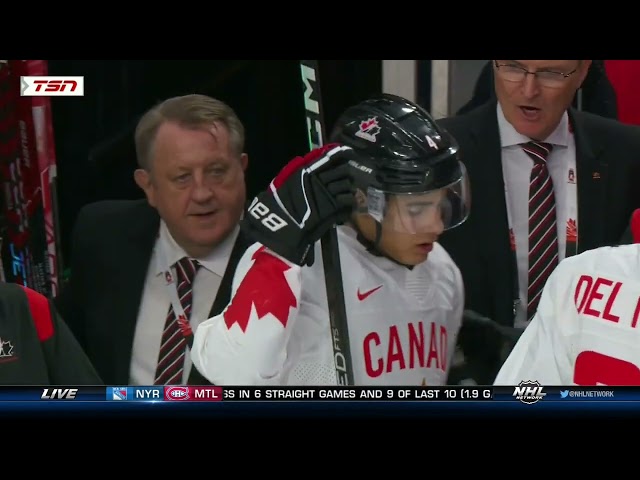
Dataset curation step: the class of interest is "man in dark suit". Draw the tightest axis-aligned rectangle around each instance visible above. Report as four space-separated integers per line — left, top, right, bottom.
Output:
438 60 640 384
55 94 251 386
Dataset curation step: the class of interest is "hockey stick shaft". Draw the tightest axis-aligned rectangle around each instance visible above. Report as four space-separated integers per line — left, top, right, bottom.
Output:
300 60 354 385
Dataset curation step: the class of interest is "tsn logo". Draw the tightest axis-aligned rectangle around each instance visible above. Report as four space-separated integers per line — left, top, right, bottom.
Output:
20 76 85 97
248 198 288 232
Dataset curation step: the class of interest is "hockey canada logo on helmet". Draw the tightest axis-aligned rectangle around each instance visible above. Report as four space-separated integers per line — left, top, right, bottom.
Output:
355 117 381 143
330 93 471 235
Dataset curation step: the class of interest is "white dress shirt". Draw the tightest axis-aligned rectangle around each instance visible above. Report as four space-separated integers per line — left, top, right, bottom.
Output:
497 104 577 329
129 221 239 385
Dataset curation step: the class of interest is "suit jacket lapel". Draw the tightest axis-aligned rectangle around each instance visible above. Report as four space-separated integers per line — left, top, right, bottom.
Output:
468 102 513 284
463 101 518 325
568 108 607 252
113 201 160 383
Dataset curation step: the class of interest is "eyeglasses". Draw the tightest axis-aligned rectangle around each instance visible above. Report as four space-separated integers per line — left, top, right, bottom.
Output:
494 60 578 88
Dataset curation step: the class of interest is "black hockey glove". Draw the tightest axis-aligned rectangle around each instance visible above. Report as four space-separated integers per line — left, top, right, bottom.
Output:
447 310 524 385
241 143 356 266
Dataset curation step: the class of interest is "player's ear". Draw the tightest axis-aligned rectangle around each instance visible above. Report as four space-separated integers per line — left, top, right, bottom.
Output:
134 168 156 208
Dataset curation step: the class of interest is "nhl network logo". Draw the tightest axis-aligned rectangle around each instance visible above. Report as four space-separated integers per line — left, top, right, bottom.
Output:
513 380 547 404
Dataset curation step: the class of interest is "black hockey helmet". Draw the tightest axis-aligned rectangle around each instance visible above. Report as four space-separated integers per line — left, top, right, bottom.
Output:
329 93 470 234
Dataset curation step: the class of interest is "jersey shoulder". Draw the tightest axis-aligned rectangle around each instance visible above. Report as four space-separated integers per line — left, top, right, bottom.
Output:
557 244 640 279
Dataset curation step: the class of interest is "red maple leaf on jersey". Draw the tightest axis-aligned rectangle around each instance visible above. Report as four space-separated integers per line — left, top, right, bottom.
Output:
223 246 298 332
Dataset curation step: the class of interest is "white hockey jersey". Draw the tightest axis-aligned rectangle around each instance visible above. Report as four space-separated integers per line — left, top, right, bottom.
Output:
495 244 640 386
192 225 464 386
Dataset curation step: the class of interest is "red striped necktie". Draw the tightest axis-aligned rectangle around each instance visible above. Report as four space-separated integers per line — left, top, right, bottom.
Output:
522 141 558 322
154 256 201 385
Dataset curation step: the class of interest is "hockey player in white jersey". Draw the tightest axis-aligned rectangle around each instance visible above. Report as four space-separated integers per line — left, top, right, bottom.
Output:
191 94 470 386
495 239 640 385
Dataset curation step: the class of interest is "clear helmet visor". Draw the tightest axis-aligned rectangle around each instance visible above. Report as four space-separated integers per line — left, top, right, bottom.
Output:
354 161 471 235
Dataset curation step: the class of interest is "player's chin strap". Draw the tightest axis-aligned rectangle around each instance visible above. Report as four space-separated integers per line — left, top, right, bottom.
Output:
352 221 414 270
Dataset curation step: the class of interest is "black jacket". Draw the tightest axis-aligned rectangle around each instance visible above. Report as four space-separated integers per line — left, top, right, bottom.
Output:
0 283 102 385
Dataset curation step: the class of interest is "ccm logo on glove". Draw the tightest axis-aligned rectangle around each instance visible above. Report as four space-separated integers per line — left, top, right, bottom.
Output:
248 199 288 233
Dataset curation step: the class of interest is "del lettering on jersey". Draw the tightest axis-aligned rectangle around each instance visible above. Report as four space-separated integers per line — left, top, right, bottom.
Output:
574 274 640 328
363 321 447 377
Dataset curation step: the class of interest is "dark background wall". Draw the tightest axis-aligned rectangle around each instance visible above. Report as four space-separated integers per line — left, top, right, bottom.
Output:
46 60 382 265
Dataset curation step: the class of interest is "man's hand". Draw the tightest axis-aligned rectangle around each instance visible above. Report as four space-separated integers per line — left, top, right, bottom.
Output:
242 144 355 266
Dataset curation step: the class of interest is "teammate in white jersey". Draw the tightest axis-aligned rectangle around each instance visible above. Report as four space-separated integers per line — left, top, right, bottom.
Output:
191 94 471 386
495 243 640 385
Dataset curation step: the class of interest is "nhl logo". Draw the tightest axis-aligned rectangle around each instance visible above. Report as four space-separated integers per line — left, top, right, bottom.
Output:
513 380 546 405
